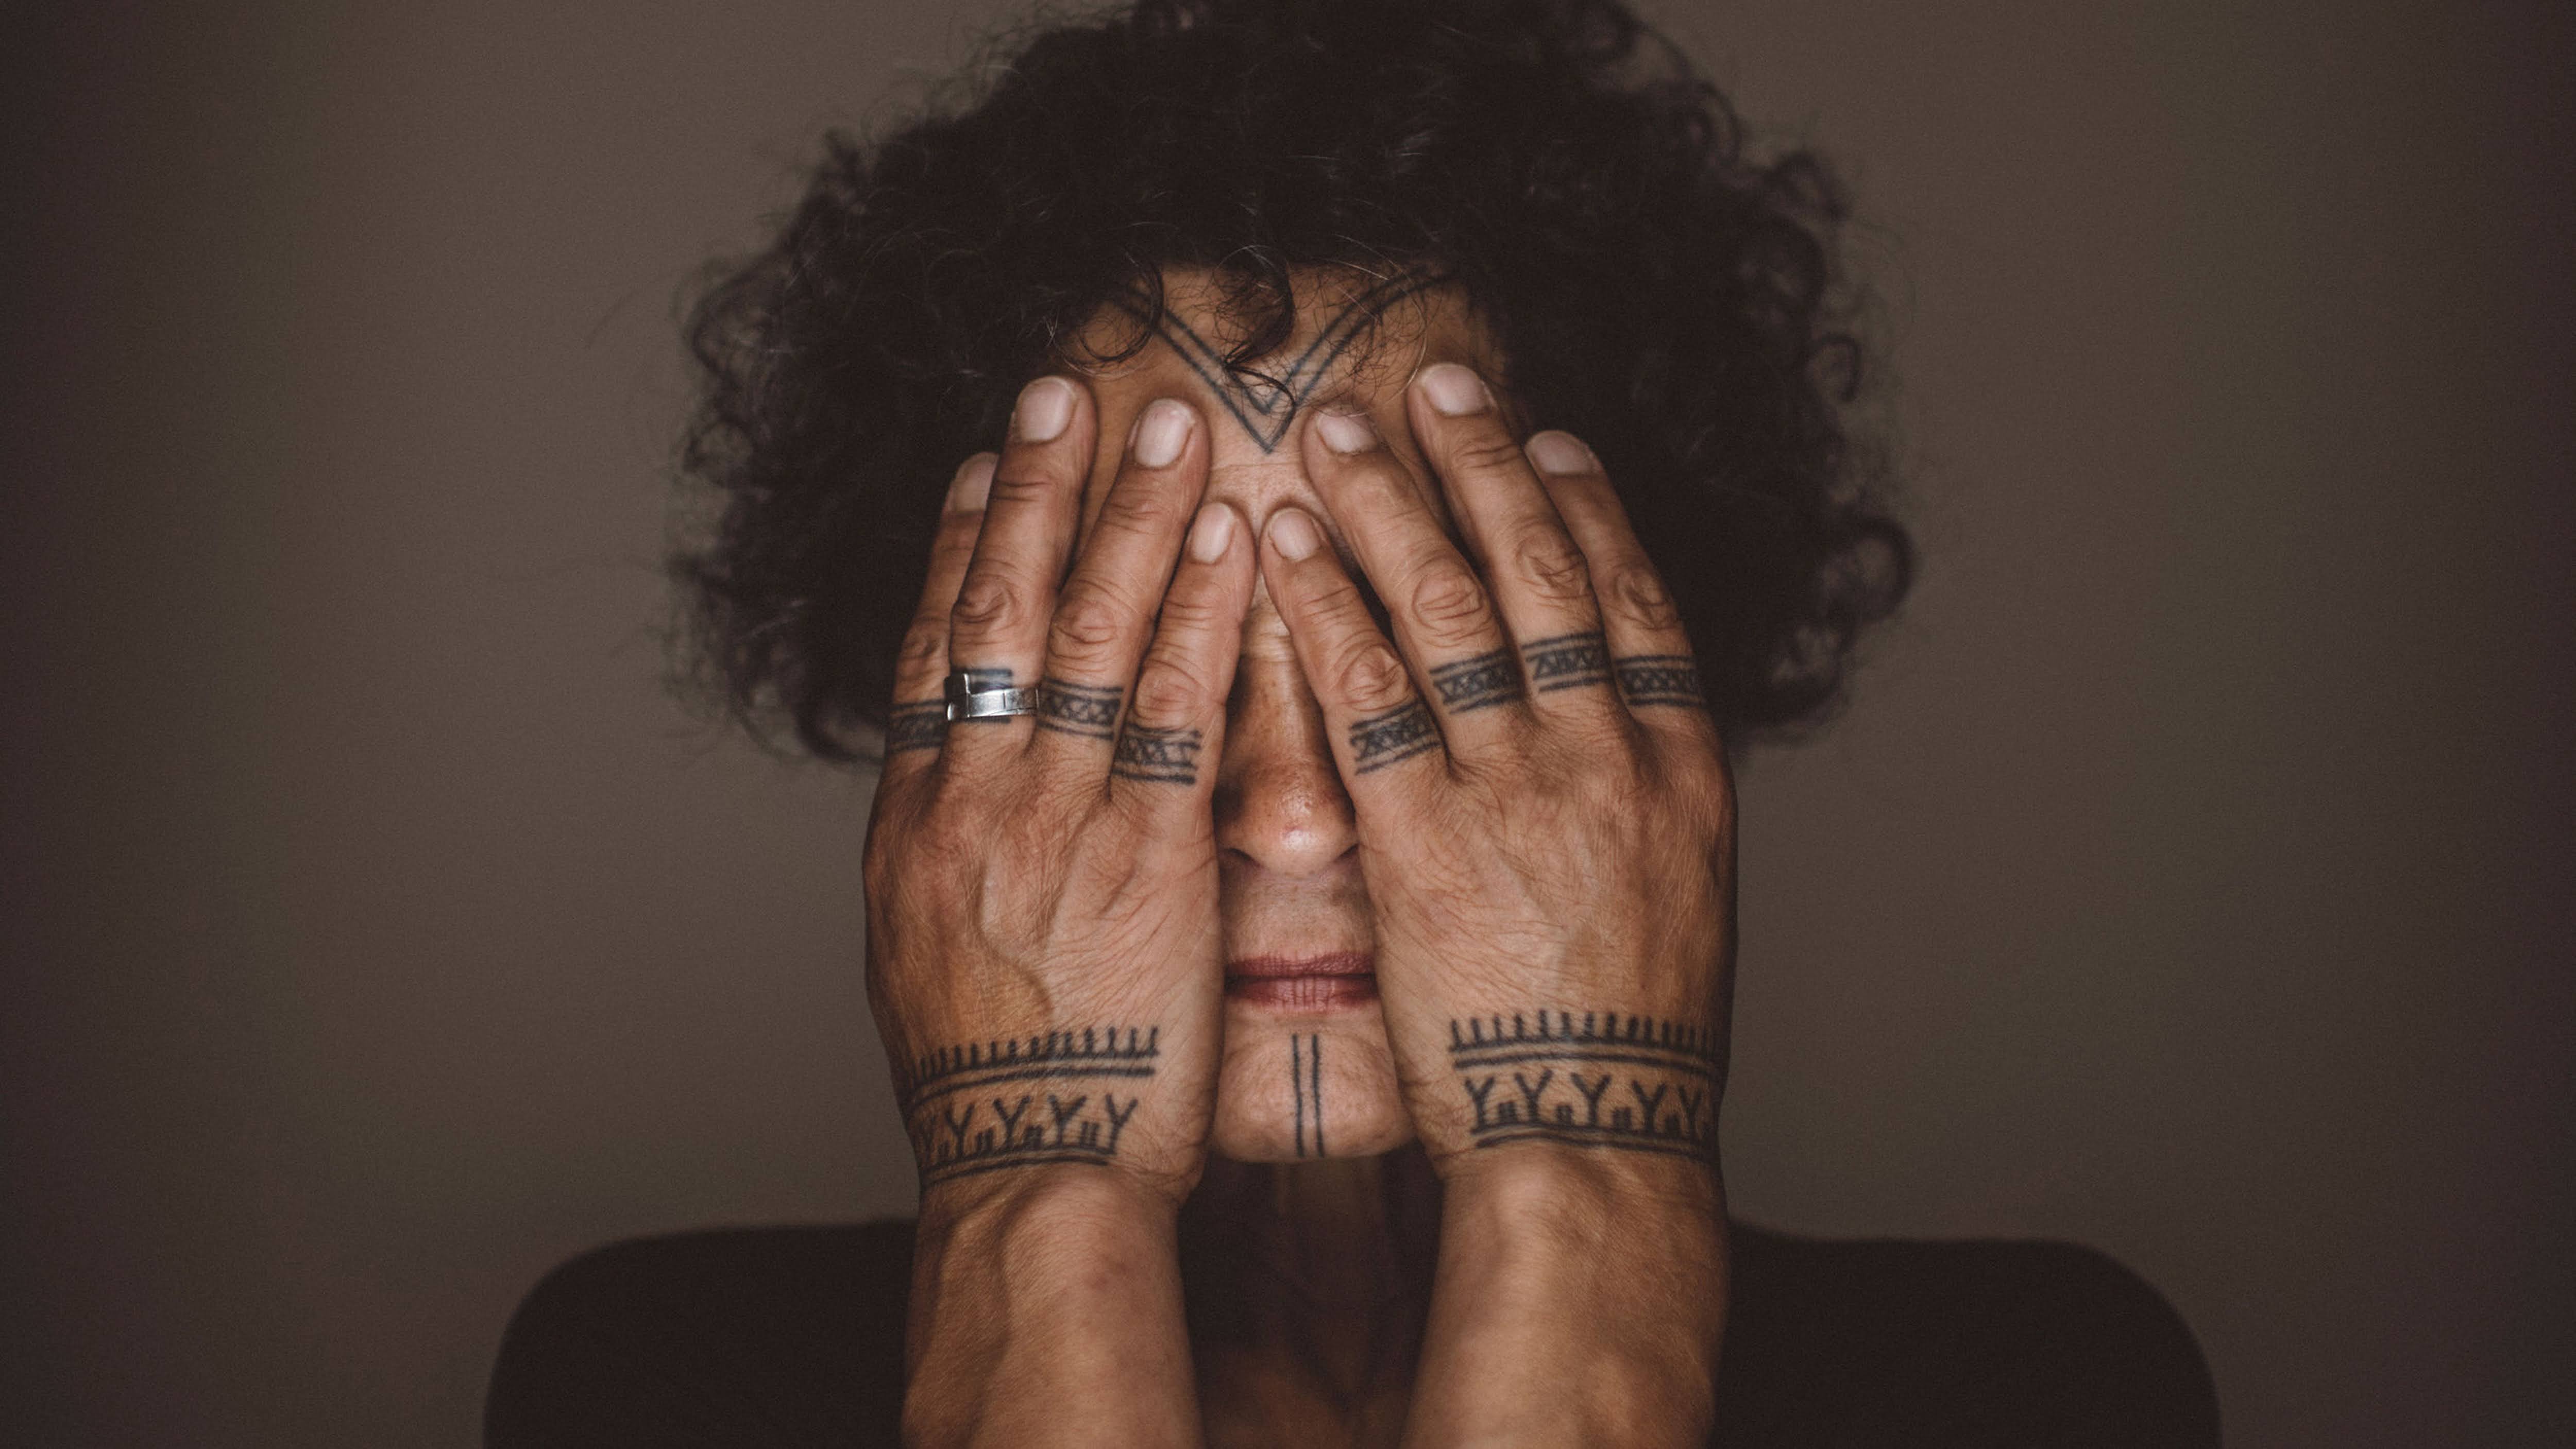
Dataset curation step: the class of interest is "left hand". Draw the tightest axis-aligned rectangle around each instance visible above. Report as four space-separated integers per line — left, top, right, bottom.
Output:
1257 362 1737 1178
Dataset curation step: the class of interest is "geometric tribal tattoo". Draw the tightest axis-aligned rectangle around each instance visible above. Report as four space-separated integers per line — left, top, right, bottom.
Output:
1114 271 1443 453
1449 1010 1720 1162
897 1025 1161 1186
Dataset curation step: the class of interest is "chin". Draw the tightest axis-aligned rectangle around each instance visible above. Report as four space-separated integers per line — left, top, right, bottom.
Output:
1209 1004 1414 1162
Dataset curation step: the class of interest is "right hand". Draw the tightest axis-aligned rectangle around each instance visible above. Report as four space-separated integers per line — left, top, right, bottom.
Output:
861 377 1252 1208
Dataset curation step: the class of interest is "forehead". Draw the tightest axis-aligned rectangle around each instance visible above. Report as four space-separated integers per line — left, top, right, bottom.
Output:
1065 266 1502 534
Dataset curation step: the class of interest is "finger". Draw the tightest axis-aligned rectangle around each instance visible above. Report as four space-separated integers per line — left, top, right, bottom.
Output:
942 375 1095 765
880 454 996 789
1029 398 1207 779
1259 504 1446 797
1296 402 1523 758
1405 363 1620 728
1528 430 1718 744
1109 498 1256 813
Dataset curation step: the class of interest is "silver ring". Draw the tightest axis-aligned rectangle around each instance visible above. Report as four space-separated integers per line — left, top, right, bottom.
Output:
945 670 1039 722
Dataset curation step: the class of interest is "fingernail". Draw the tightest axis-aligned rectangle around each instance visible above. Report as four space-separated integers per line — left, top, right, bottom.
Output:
946 453 995 512
1135 398 1193 468
1268 507 1321 561
1188 501 1236 562
1417 362 1490 416
1312 406 1379 454
1014 377 1076 442
1527 431 1596 475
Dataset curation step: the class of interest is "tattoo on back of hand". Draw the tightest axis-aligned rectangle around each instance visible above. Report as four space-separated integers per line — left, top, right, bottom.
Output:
1448 1010 1720 1161
898 1026 1161 1185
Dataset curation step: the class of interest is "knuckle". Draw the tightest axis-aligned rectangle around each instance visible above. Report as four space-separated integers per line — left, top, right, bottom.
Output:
950 566 1029 637
1047 580 1129 662
1405 557 1496 641
1446 432 1529 479
985 468 1060 508
1331 636 1416 711
1303 570 1372 621
1509 527 1592 603
1149 584 1226 644
1094 483 1183 541
1609 561 1684 632
895 614 947 672
1129 654 1210 724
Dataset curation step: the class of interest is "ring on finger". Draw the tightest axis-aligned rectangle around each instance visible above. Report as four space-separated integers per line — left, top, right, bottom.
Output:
945 669 1040 722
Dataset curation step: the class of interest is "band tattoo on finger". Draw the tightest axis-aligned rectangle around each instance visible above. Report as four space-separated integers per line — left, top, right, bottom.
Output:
1428 648 1525 713
1613 655 1706 709
887 700 948 753
1111 723 1204 785
1449 1010 1720 1163
897 1025 1161 1185
1349 700 1442 773
1037 678 1123 739
1520 631 1614 692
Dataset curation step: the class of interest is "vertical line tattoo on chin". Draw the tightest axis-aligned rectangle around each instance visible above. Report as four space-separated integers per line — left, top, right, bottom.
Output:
1110 271 1445 453
1290 1032 1324 1157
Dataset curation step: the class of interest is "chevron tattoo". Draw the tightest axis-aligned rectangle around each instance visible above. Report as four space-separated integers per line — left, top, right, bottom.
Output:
1111 271 1445 452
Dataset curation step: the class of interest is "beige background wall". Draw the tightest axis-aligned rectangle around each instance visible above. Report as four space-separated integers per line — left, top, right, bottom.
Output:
5 1 2568 1444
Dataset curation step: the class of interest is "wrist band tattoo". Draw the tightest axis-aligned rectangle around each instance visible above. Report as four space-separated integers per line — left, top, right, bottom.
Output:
899 1026 1162 1185
1448 1010 1720 1161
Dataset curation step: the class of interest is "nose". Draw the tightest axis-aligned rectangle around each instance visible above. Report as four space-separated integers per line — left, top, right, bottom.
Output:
1215 608 1359 878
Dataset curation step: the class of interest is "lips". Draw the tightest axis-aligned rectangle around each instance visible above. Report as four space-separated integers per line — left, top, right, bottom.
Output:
1225 952 1377 1011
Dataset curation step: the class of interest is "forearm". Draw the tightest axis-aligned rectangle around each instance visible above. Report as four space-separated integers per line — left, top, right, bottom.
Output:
903 1166 1202 1448
1404 1150 1729 1448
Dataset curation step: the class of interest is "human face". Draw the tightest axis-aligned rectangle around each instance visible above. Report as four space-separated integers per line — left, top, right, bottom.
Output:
1065 267 1505 1162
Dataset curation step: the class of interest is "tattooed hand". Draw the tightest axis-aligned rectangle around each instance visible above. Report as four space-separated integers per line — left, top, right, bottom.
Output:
864 376 1253 1206
1258 363 1735 1177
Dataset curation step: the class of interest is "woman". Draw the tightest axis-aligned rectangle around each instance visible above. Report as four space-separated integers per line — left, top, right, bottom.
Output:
488 0 2216 1442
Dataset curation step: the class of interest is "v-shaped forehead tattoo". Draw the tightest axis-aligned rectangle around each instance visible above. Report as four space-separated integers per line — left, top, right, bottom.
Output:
1110 270 1446 453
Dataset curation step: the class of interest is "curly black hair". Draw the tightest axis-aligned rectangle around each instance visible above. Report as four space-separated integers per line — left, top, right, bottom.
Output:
674 0 1910 761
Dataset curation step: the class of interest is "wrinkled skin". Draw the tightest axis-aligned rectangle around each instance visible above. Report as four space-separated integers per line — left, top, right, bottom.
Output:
863 269 1734 1190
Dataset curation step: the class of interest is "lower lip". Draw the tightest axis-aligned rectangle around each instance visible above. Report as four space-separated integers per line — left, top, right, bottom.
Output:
1225 975 1378 1011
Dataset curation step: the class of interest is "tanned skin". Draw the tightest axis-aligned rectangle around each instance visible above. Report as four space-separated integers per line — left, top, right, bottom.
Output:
867 270 1735 1447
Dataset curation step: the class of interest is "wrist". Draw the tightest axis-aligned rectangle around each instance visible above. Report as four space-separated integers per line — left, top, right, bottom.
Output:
1406 1146 1728 1447
918 1158 1184 1245
906 1164 1198 1447
1438 1140 1726 1258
